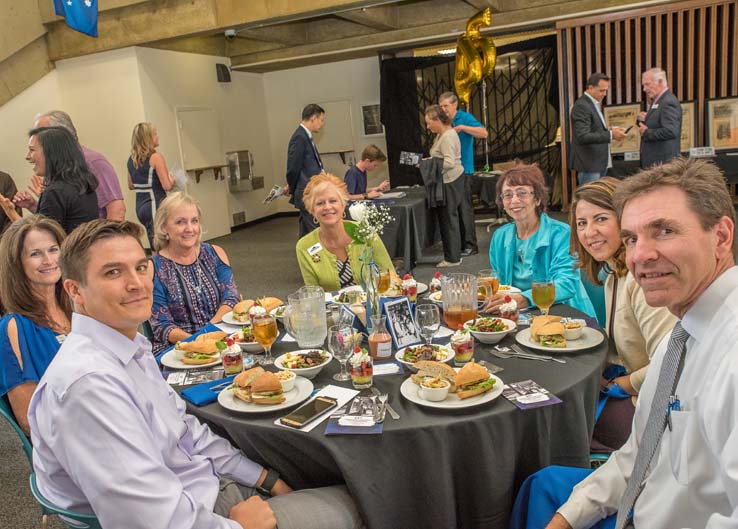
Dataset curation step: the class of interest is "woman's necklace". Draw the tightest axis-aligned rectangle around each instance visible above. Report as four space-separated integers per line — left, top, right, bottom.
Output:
171 251 205 296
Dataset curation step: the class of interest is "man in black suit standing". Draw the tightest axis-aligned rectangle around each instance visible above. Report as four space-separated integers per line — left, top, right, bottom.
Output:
638 68 682 168
286 104 326 237
570 73 626 185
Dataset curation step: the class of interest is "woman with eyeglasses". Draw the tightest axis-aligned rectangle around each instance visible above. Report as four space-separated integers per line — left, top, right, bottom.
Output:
571 177 676 450
483 164 595 316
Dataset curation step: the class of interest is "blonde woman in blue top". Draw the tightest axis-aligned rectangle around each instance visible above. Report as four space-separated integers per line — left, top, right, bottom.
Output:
483 164 595 317
0 215 70 435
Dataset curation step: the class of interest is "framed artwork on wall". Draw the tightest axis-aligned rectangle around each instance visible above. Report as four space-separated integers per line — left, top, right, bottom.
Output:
603 103 641 154
361 103 384 136
680 101 695 152
706 97 738 150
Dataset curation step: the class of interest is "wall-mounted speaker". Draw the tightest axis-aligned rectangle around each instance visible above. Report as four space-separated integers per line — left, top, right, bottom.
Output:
216 63 231 83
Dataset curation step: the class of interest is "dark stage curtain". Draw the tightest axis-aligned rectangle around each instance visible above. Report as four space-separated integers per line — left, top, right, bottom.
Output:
380 35 560 191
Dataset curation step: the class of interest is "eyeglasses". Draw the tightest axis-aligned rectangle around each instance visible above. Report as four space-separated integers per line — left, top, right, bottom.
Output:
500 189 534 201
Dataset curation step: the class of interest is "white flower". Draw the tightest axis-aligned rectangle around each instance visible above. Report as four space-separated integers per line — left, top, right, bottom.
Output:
348 202 368 223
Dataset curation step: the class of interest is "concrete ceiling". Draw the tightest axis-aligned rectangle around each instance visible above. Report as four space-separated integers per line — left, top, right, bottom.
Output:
40 0 672 73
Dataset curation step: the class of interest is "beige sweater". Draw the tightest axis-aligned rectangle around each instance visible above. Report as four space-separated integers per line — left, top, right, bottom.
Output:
605 271 677 393
429 128 464 184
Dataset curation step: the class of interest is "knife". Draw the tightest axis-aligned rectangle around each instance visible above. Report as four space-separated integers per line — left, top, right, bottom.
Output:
370 386 400 420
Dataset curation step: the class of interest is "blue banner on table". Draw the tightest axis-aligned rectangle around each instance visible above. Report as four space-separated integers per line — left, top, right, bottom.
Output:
53 0 99 38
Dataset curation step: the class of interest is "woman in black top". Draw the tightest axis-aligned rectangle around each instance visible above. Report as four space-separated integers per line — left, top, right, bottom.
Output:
15 127 98 234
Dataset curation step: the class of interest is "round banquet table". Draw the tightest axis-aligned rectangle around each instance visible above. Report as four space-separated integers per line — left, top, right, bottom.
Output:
185 305 608 529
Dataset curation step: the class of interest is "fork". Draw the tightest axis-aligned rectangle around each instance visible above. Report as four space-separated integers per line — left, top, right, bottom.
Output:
510 344 566 364
370 387 400 419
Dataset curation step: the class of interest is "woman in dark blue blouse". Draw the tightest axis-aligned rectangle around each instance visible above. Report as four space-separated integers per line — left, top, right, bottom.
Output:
0 215 70 435
149 192 240 355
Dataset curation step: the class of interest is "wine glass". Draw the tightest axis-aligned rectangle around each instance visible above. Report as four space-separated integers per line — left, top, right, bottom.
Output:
531 278 556 316
252 313 279 365
415 303 441 346
377 269 392 295
328 324 354 381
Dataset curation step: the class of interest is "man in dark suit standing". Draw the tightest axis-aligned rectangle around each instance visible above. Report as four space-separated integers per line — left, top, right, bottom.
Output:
570 73 626 185
286 104 326 237
638 68 682 168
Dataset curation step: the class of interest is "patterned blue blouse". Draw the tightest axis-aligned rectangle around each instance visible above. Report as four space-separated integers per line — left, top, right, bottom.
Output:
150 243 239 355
0 313 63 399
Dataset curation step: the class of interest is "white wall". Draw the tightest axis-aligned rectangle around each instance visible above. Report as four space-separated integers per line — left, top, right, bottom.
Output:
55 47 146 224
0 70 62 190
263 56 389 197
134 47 277 236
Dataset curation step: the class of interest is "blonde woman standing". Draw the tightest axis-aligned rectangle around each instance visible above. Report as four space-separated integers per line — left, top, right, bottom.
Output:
127 122 174 248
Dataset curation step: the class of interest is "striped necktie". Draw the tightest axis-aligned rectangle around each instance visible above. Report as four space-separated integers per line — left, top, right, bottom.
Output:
615 321 689 529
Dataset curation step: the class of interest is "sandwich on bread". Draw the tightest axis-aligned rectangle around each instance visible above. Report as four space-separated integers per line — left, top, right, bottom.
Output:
455 362 496 399
176 331 228 364
232 297 284 322
530 315 566 348
249 371 286 405
232 366 266 402
411 360 458 392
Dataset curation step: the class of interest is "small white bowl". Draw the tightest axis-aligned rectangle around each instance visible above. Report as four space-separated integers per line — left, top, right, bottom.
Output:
269 306 286 322
229 329 264 353
463 317 516 345
563 319 586 340
275 350 333 380
418 377 450 401
274 369 297 392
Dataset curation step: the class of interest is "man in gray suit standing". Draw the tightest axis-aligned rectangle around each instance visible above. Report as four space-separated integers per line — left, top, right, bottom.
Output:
570 73 626 185
638 68 682 168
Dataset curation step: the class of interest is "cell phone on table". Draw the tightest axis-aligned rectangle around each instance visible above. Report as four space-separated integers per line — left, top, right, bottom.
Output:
279 396 338 429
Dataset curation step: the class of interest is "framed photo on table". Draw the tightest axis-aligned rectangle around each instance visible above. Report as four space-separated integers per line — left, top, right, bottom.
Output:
603 103 641 154
680 101 695 152
706 96 738 150
361 103 384 137
383 297 420 349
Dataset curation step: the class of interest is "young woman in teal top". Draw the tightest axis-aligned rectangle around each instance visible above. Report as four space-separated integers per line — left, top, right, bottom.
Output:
483 164 595 317
0 215 70 435
296 173 393 292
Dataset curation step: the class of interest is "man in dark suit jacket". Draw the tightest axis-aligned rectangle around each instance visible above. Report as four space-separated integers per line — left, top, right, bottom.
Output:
638 68 682 169
570 73 626 185
286 104 325 238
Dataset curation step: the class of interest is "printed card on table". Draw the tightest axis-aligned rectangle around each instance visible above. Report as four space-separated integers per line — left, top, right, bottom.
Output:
502 379 562 410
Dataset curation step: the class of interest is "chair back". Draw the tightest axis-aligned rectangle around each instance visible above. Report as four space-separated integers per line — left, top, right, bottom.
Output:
0 396 33 463
30 473 102 529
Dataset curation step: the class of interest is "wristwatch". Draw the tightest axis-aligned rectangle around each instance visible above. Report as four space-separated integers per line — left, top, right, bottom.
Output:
363 193 368 200
256 468 280 496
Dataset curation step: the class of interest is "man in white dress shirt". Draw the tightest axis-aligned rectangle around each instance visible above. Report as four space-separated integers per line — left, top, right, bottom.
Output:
512 157 738 529
27 220 363 529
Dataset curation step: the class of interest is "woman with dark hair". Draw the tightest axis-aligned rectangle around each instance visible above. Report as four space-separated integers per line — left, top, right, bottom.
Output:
0 215 71 435
570 177 676 450
128 122 174 249
483 164 595 316
424 104 465 267
14 126 98 234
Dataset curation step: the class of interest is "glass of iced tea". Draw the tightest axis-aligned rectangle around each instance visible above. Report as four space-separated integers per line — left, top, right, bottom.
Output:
252 314 279 365
531 279 556 316
377 269 392 295
441 273 478 329
477 268 499 302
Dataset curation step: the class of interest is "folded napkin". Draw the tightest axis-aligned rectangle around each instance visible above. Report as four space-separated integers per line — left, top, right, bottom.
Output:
156 322 223 364
181 375 236 406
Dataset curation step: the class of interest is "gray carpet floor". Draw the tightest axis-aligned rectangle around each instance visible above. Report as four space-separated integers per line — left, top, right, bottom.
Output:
1 208 532 528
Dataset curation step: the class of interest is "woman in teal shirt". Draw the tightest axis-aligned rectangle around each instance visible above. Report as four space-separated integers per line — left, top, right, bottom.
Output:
296 173 393 292
483 164 595 317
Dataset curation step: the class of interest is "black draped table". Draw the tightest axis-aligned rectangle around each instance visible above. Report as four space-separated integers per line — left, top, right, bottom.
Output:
376 187 439 270
610 152 738 181
186 305 607 529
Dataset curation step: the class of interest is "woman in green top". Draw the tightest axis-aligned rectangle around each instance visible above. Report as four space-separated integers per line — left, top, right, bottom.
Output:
296 173 393 292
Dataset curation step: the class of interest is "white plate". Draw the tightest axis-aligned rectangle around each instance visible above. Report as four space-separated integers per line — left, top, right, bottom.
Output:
160 349 221 369
395 344 455 370
515 327 604 352
269 306 286 321
217 376 314 413
400 373 504 409
497 285 522 294
416 282 428 295
427 291 443 304
332 291 367 305
222 312 249 326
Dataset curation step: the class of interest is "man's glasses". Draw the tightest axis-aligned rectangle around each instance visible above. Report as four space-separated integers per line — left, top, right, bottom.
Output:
500 189 534 201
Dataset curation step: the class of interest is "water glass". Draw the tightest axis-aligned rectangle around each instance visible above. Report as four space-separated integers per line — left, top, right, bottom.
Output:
415 303 440 345
328 325 354 381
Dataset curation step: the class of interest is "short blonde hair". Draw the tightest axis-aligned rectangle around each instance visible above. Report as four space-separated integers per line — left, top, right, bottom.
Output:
153 192 204 251
302 173 349 214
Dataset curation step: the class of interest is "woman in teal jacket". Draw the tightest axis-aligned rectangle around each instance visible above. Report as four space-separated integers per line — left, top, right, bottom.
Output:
484 164 595 317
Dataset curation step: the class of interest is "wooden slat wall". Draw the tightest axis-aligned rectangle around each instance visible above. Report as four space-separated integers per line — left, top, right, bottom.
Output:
557 0 738 210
